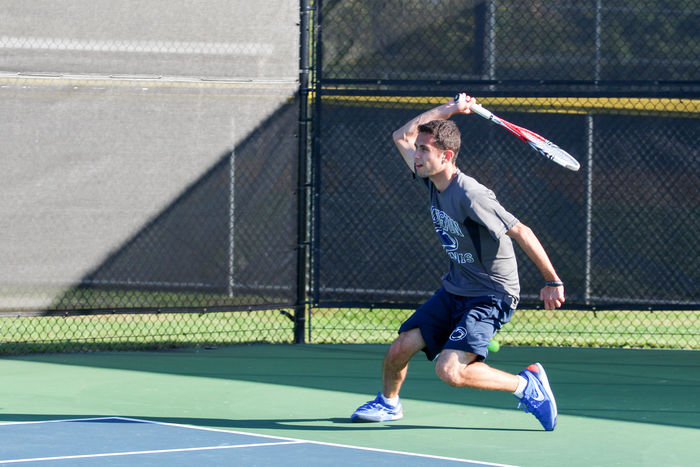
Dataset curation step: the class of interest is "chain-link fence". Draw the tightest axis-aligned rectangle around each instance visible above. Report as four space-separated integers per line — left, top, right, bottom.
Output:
308 0 699 348
0 1 303 354
312 96 698 306
1 0 698 354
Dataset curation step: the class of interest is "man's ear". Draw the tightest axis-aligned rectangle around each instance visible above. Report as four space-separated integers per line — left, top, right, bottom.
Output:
442 149 455 164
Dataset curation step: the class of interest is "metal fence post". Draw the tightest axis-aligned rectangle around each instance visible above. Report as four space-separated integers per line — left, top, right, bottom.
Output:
295 0 314 343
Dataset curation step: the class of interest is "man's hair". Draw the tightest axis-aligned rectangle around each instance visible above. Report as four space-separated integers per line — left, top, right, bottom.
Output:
418 120 461 160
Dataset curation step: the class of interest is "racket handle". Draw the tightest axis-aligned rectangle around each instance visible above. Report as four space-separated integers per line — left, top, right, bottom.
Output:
469 103 494 120
454 94 494 120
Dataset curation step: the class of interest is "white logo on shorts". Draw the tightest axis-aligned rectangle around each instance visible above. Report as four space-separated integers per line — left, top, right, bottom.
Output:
449 326 467 341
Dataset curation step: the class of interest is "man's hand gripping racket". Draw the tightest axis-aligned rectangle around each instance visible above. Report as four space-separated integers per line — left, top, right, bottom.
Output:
454 93 580 171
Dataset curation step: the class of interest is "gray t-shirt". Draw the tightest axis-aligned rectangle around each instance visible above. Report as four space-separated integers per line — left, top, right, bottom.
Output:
422 171 520 305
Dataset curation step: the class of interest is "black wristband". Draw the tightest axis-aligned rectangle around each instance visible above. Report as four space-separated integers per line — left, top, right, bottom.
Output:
546 280 564 287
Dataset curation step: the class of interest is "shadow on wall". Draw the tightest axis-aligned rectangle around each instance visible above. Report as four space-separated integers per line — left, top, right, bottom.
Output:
49 98 300 313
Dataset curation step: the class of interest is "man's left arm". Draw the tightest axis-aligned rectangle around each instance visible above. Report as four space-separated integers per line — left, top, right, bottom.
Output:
506 221 565 310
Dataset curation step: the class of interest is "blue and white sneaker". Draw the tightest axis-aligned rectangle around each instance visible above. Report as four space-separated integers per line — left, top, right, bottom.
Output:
516 363 558 431
351 392 403 422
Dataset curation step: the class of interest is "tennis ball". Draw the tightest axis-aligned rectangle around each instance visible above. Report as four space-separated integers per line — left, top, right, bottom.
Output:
487 340 500 352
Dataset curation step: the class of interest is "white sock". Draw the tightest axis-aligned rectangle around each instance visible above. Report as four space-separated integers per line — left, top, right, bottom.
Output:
513 375 528 398
381 393 400 407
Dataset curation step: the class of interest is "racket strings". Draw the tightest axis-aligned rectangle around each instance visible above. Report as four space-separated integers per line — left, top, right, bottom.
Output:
528 140 580 171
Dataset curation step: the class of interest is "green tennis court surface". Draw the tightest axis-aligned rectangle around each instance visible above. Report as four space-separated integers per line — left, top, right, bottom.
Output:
1 344 697 466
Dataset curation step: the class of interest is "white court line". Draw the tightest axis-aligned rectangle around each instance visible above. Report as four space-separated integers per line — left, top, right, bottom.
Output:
0 416 117 426
0 441 303 464
0 417 519 467
116 417 520 466
0 35 274 56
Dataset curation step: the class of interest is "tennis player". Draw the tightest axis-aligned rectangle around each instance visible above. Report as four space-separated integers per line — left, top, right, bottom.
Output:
351 94 564 431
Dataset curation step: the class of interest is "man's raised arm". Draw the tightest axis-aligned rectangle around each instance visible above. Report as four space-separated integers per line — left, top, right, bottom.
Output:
392 94 474 171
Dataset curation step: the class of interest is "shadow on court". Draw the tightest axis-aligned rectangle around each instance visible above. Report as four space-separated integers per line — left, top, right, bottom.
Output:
4 344 700 430
0 413 540 433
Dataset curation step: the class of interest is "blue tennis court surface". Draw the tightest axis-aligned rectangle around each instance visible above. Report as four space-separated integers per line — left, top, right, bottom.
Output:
0 417 516 466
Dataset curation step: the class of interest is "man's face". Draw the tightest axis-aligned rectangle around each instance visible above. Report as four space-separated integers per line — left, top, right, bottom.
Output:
413 132 449 178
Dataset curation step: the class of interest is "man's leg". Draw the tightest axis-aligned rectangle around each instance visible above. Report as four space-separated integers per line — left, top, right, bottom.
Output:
435 349 557 431
350 328 425 422
434 349 519 391
382 328 426 398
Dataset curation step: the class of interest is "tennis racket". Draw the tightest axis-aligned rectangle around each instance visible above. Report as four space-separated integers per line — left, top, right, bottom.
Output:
455 94 580 171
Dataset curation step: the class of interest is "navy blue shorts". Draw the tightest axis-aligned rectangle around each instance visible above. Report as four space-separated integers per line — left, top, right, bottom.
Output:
398 287 515 361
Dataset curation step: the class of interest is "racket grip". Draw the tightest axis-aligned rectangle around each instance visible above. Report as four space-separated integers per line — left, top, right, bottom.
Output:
469 103 493 120
454 94 494 120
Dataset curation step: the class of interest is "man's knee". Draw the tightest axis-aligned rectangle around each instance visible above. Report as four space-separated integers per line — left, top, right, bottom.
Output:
435 358 461 386
386 328 424 363
434 350 479 387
